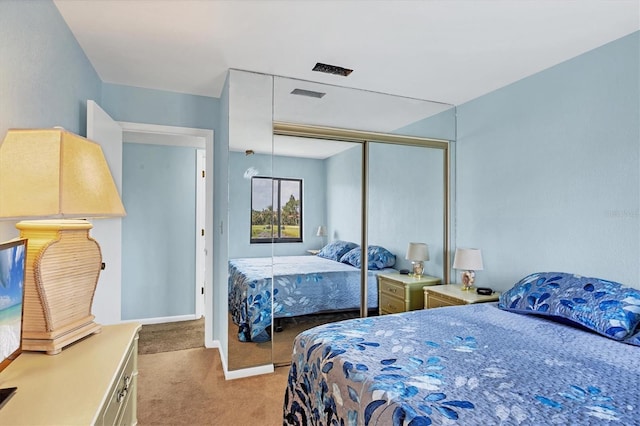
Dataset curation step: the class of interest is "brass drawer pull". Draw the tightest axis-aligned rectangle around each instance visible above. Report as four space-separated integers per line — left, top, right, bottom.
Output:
116 375 132 403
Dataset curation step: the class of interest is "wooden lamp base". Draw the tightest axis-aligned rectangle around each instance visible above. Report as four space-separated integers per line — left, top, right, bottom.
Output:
16 220 102 355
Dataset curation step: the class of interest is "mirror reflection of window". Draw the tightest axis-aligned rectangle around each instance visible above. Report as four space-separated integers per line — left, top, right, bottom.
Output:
250 177 303 243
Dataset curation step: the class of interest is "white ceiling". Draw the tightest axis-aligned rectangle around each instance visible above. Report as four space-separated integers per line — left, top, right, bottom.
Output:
53 0 639 106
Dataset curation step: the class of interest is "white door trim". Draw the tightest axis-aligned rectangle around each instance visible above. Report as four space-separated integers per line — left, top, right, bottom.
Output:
118 121 214 347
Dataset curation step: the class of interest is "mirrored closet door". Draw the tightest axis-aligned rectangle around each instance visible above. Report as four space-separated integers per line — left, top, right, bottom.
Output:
226 70 455 371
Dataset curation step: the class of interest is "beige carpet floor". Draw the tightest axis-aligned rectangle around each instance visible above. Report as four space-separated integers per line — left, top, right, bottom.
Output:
138 317 205 355
138 347 289 425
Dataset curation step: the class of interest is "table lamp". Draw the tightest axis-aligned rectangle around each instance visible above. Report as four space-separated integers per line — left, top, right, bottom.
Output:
405 242 429 278
452 248 483 291
0 128 126 354
316 225 327 248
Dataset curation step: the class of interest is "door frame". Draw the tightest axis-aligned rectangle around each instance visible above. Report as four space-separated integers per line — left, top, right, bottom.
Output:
118 121 214 344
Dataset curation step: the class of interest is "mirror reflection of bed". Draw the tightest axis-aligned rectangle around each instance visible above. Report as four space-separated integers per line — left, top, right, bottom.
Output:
226 70 454 371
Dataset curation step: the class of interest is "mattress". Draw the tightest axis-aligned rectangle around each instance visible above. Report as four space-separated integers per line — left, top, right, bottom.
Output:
283 303 640 425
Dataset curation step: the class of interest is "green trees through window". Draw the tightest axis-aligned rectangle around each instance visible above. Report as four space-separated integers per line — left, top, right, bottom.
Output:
250 177 302 243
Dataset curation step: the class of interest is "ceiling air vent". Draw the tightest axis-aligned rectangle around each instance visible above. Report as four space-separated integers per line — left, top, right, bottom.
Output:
291 88 326 98
312 62 353 77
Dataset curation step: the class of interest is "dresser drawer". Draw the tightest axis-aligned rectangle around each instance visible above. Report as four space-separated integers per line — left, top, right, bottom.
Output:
379 292 406 314
379 277 406 298
100 339 137 425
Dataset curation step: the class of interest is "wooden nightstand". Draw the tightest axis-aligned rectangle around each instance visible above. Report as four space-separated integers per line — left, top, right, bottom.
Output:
378 272 441 315
423 284 500 308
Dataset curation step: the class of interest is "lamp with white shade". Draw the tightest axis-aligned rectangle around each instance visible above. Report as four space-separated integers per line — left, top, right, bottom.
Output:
316 225 327 248
452 248 484 291
0 128 126 354
405 242 429 278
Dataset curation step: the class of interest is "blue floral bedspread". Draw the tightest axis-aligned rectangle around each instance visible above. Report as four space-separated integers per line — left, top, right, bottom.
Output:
229 256 394 342
283 303 640 425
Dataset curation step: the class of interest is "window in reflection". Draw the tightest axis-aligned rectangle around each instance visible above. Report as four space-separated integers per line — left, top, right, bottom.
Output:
250 177 302 243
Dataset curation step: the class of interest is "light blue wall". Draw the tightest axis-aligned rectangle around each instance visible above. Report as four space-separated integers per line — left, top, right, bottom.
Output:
456 31 640 290
101 83 219 130
395 107 457 141
0 0 102 137
121 143 197 319
228 151 327 258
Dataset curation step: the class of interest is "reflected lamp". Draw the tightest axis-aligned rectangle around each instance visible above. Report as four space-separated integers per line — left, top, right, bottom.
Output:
0 129 126 354
316 225 327 247
452 248 484 291
405 242 429 278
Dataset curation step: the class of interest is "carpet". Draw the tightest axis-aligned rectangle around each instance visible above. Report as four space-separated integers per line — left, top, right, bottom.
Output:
138 317 204 354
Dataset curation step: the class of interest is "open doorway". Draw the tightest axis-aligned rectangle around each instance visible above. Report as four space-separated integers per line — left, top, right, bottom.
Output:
118 122 212 324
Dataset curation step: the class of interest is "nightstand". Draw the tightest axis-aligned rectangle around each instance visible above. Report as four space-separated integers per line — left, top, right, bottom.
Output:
306 249 320 255
423 284 500 308
378 272 441 315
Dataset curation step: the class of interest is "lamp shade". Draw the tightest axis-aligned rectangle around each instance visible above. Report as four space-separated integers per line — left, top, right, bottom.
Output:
452 248 484 270
405 242 429 261
316 225 327 237
0 129 126 220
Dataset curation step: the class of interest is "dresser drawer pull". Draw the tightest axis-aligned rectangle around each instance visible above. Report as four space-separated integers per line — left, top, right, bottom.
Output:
386 287 397 293
116 375 132 403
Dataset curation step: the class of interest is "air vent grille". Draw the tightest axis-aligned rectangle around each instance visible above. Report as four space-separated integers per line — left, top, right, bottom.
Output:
312 62 353 76
291 88 326 98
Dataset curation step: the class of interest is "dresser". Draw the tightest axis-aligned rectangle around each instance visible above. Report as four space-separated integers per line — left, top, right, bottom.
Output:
0 322 141 425
424 284 500 308
378 272 441 314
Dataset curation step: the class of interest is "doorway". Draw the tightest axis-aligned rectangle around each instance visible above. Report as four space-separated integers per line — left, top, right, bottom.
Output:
119 122 212 325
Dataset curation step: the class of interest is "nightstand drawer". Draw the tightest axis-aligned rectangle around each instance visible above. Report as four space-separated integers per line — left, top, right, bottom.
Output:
424 284 500 309
379 278 405 297
379 292 406 314
425 292 459 308
377 273 441 315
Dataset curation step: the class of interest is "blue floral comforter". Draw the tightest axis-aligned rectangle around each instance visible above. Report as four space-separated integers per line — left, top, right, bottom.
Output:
229 256 394 342
283 303 640 425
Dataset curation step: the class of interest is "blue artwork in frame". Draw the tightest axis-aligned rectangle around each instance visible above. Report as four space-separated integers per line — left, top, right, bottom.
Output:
0 238 27 373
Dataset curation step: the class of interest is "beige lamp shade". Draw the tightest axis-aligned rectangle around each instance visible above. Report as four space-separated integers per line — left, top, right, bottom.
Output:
316 225 327 237
0 128 126 219
405 242 429 261
452 248 484 271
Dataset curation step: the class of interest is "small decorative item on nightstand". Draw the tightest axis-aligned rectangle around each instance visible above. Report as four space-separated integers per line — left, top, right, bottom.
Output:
405 242 429 278
452 248 483 291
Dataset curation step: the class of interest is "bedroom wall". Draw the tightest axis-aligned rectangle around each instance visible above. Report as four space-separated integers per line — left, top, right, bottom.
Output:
456 31 640 290
0 0 102 241
228 151 327 258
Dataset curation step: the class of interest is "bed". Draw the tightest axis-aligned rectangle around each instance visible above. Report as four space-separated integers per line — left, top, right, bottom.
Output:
229 242 397 342
283 272 640 425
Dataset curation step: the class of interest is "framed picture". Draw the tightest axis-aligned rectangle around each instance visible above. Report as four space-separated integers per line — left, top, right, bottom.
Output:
0 239 27 373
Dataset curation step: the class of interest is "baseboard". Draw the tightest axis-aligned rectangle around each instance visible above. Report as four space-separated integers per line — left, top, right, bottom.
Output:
125 314 200 325
223 362 274 380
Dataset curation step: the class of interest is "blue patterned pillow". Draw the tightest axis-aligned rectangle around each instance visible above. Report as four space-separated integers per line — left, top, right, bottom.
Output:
317 240 358 262
340 245 396 270
498 272 640 340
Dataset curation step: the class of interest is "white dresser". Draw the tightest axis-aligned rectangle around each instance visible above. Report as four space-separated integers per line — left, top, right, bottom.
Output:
0 322 141 425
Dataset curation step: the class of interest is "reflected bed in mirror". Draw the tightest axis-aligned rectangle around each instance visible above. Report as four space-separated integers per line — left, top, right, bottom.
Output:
228 249 397 343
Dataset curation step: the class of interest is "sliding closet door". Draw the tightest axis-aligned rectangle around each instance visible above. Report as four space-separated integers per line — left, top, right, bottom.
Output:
367 142 445 281
270 135 363 366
